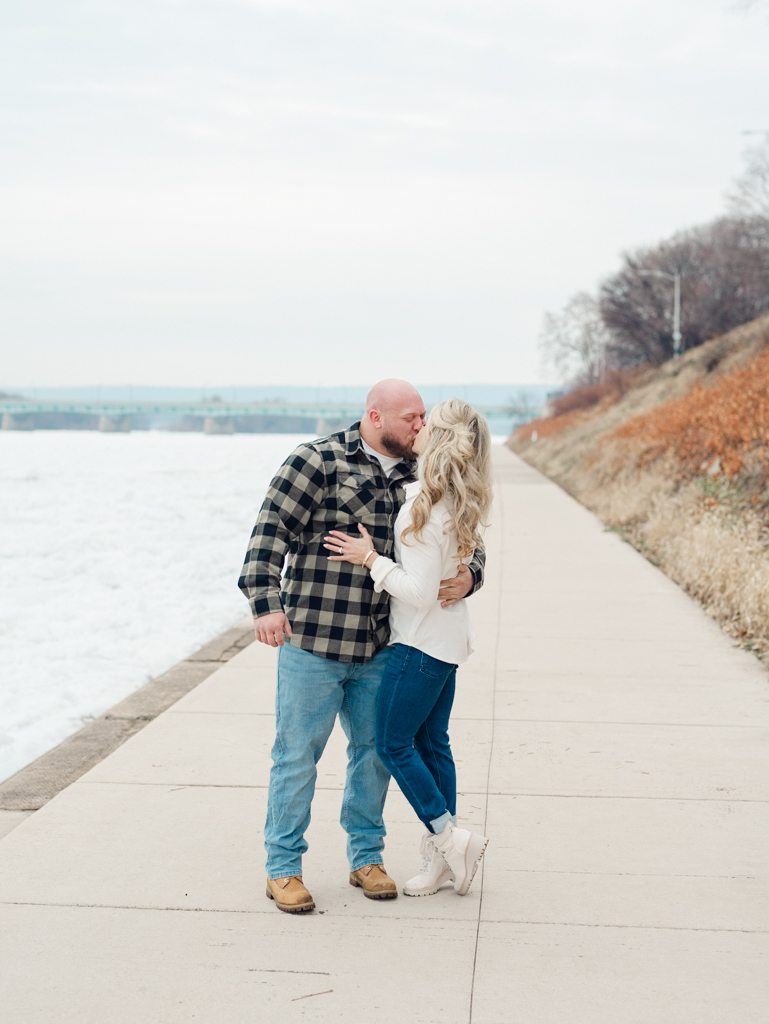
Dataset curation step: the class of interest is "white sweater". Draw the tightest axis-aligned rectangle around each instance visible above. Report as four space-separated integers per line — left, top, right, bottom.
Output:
369 481 476 666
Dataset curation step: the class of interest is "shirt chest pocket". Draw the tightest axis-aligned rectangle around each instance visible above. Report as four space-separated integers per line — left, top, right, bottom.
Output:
334 475 381 524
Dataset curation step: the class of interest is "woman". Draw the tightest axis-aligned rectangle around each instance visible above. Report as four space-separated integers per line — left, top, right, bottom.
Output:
324 398 492 897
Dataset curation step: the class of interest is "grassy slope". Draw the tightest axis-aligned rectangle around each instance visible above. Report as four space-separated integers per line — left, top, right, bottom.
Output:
508 313 769 657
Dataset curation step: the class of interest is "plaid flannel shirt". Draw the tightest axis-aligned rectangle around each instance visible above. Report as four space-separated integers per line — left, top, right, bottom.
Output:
238 422 486 663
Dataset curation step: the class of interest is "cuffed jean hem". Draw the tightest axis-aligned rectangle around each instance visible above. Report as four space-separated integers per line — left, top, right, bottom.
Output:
349 856 385 871
267 851 384 878
267 868 302 881
430 810 453 834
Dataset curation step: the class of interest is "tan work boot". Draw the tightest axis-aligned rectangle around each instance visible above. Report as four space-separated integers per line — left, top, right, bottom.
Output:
266 875 315 913
349 863 398 899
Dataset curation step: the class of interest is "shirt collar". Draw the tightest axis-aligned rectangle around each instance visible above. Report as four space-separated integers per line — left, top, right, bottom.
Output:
344 422 365 455
345 422 417 480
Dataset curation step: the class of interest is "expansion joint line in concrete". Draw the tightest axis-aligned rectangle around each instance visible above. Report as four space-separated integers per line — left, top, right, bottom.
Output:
2 900 767 935
73 780 769 804
0 898 476 924
468 483 505 1024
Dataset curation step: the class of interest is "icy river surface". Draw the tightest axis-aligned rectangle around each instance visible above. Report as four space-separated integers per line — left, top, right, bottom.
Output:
0 430 313 783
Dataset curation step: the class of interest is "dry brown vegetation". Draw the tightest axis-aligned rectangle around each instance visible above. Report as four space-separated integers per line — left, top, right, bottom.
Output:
611 345 769 478
509 313 769 659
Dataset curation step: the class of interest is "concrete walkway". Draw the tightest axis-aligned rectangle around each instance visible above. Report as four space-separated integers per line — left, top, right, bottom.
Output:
1 446 767 1022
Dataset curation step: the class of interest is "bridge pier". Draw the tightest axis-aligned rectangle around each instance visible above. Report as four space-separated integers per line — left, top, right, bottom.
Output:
2 413 36 430
315 418 349 436
98 416 132 433
203 417 234 435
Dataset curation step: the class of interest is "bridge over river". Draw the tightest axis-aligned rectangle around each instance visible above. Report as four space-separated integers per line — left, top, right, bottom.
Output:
0 399 540 433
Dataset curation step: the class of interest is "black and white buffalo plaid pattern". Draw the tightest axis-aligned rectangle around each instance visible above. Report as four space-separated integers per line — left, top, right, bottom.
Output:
238 422 486 663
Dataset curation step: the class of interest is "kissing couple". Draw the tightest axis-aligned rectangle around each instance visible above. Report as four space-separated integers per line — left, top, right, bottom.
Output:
239 379 492 912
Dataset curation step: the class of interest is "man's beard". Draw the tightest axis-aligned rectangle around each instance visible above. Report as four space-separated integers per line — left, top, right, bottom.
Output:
380 430 415 460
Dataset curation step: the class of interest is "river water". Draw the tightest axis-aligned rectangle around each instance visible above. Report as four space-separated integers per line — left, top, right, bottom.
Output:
1 429 507 785
0 430 313 783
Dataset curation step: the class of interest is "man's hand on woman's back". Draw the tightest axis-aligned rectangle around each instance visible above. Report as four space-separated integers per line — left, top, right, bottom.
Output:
438 563 474 607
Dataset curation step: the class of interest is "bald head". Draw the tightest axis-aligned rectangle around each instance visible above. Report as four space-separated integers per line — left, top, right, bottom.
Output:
360 379 426 460
365 378 423 415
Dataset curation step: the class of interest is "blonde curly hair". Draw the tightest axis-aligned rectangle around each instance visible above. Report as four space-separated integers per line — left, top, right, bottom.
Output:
401 398 493 560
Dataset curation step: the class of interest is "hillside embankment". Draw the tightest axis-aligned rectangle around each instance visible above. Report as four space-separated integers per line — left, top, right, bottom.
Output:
509 313 769 659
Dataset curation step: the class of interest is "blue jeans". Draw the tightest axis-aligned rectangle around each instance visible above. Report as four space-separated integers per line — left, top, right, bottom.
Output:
375 643 458 834
264 642 393 879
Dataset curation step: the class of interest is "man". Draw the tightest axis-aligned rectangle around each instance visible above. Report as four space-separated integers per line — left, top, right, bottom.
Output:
238 379 485 913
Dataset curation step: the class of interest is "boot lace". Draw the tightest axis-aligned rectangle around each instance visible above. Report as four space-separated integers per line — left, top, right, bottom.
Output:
419 833 436 874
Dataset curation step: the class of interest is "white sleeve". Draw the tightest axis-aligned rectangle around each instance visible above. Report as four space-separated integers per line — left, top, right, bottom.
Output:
369 517 447 608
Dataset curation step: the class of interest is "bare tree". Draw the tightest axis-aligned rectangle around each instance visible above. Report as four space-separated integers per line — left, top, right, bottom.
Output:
506 388 541 418
728 140 769 220
540 292 610 386
600 216 769 367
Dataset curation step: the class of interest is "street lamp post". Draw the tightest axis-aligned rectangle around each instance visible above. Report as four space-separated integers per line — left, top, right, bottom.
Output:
671 271 682 357
639 269 683 358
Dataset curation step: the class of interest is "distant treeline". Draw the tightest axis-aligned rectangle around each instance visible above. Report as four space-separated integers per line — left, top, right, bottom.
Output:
542 140 769 387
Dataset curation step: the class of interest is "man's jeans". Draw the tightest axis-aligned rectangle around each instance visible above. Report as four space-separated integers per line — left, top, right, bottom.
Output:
264 642 393 880
375 643 458 834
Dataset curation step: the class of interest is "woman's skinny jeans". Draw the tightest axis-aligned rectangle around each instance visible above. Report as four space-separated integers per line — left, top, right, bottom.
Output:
375 643 458 835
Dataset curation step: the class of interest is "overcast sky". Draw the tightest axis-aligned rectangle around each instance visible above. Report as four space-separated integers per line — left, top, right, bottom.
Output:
2 0 768 388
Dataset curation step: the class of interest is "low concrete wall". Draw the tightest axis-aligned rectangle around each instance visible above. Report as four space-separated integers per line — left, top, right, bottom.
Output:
0 617 254 814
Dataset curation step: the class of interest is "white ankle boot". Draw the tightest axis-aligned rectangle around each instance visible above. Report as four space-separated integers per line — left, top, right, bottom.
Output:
432 821 488 895
403 833 454 897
